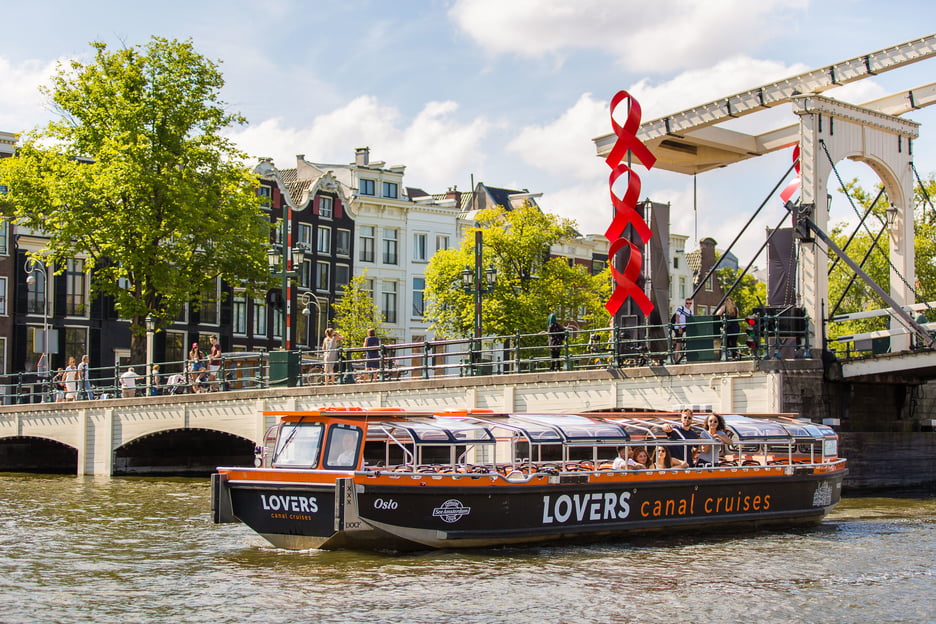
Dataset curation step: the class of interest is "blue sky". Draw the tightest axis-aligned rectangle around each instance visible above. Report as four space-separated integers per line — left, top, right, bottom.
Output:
2 0 935 265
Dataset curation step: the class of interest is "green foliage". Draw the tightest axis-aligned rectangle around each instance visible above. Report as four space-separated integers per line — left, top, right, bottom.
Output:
716 267 766 316
331 271 387 357
0 37 270 363
827 176 936 340
424 205 611 339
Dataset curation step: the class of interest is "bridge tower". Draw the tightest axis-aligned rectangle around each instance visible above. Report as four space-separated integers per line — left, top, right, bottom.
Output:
794 96 919 351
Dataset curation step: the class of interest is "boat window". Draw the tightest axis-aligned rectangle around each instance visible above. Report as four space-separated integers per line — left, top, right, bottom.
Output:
273 422 324 468
324 425 363 469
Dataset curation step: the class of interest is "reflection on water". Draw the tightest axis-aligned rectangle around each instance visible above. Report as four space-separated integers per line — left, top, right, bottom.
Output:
0 474 934 624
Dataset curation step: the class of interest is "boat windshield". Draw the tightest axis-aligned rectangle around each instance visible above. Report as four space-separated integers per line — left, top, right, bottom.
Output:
273 422 324 468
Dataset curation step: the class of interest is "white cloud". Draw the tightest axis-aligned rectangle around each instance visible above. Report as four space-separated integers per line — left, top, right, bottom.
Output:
226 95 492 191
449 0 808 72
0 56 59 132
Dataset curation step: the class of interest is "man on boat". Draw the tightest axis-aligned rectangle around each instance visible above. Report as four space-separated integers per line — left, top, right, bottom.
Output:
661 408 700 466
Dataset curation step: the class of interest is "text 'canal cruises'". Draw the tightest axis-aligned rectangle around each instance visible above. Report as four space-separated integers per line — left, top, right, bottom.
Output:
211 408 846 551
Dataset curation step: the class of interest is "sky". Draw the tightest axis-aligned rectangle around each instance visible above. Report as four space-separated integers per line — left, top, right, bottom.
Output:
2 0 935 267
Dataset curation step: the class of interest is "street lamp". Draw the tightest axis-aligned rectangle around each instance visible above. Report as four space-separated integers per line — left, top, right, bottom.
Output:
300 291 324 348
460 230 496 372
268 211 307 350
24 258 50 401
886 203 899 229
145 313 155 396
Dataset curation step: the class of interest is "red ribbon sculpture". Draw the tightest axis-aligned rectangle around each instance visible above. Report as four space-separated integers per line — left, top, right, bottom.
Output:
780 144 801 203
605 90 656 317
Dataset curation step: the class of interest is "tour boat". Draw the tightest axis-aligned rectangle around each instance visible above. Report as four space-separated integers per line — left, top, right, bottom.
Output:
211 408 846 551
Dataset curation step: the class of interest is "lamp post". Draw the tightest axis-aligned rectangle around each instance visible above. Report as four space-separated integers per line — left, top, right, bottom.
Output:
24 258 50 401
300 291 324 348
267 209 306 350
460 230 496 372
145 313 155 396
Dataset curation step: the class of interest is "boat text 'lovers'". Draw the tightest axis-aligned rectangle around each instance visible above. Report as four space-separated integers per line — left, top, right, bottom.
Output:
542 492 631 524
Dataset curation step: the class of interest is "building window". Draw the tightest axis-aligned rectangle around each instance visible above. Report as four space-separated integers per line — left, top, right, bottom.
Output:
383 181 398 199
413 233 428 262
359 226 375 263
0 219 8 255
679 277 686 300
163 332 185 373
381 281 397 324
382 228 398 265
233 292 247 335
435 235 450 252
706 275 714 292
299 259 312 289
336 229 351 257
297 223 313 251
319 196 333 219
295 305 309 346
0 277 6 315
335 264 350 289
0 337 6 375
253 298 267 336
360 179 375 196
64 327 87 363
272 310 283 339
673 256 680 269
316 261 330 291
26 266 46 315
363 279 374 304
317 225 331 254
412 277 425 318
65 259 86 316
591 259 605 275
199 279 219 324
173 303 188 324
258 185 272 208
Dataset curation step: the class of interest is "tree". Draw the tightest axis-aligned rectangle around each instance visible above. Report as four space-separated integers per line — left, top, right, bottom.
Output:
424 205 611 340
0 38 270 363
826 176 936 340
331 271 387 358
716 267 767 316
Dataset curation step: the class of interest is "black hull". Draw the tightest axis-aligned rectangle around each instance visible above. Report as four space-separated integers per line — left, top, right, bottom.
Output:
213 469 846 551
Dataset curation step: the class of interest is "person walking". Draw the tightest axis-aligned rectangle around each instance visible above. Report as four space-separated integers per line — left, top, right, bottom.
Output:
363 328 381 382
77 354 92 400
546 313 566 371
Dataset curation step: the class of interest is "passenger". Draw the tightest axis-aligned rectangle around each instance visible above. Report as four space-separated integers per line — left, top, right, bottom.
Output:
612 447 629 470
698 413 732 466
654 445 689 469
333 435 358 466
661 408 700 466
629 447 652 469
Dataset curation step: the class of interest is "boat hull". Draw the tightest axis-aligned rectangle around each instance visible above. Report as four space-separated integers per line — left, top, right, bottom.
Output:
213 466 846 551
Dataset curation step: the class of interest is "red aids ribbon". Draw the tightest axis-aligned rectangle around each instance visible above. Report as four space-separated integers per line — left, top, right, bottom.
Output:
605 90 655 317
605 237 654 316
779 144 801 203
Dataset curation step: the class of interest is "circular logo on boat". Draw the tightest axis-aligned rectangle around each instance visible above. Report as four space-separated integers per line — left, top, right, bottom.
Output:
432 499 471 523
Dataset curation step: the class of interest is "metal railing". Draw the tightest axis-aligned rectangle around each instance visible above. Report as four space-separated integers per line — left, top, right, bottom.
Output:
0 312 812 404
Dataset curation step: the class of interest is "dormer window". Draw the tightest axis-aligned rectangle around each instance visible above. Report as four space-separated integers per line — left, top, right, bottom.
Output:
360 179 375 196
383 181 398 199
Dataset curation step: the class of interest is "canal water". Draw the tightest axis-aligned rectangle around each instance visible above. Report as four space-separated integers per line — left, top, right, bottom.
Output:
0 474 933 624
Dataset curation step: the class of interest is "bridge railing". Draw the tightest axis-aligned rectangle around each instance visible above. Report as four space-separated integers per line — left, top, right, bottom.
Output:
827 302 936 359
0 311 811 404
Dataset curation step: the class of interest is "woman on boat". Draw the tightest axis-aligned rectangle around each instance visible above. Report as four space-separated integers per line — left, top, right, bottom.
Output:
654 445 689 469
628 447 652 469
698 413 733 466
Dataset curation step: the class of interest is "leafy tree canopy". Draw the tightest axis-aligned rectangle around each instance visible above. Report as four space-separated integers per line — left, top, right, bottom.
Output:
827 176 936 340
0 37 270 362
331 271 388 357
424 205 611 340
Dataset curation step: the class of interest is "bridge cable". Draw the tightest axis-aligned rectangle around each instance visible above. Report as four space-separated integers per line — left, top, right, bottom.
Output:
828 220 891 318
819 139 932 315
911 161 936 222
699 159 798 307
827 187 885 276
716 209 798 312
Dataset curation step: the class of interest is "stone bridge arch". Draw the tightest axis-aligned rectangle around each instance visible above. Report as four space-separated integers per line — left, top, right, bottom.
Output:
794 95 919 350
113 427 255 476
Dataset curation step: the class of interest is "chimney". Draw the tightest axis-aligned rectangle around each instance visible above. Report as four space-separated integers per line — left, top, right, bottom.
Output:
355 147 370 166
444 185 461 206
